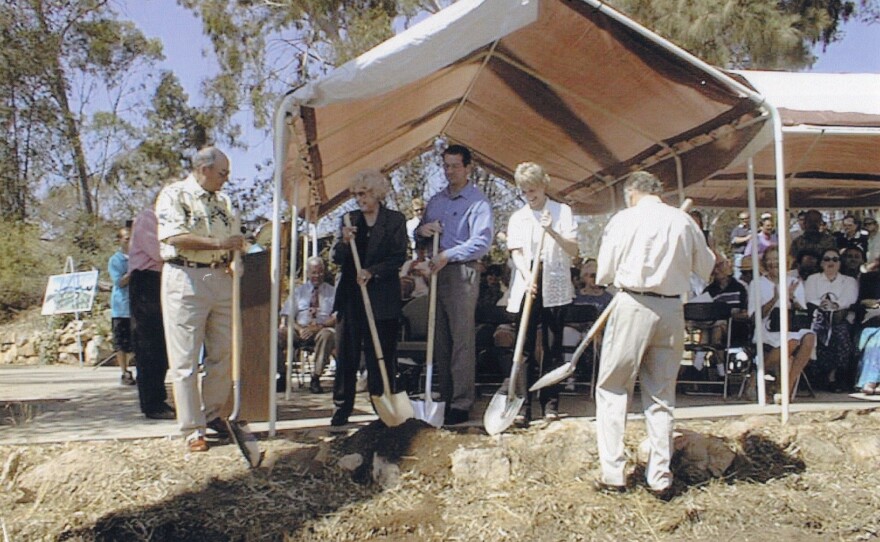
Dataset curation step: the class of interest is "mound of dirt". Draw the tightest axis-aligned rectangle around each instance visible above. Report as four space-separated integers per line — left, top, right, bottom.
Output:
2 408 880 541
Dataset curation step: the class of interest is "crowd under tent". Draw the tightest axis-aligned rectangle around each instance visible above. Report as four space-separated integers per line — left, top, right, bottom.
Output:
263 0 872 431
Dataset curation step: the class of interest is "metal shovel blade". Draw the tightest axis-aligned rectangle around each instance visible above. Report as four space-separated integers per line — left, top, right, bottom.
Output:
530 362 575 392
371 390 415 427
483 391 525 436
226 418 263 468
411 397 445 428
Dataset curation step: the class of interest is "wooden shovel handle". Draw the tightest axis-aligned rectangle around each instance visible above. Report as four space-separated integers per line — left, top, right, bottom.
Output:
508 232 546 396
344 213 393 393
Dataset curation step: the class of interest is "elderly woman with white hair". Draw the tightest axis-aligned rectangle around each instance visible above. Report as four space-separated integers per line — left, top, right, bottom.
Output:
330 169 408 426
501 161 579 426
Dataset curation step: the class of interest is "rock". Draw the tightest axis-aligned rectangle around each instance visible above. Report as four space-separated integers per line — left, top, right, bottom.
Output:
18 340 36 357
372 454 401 489
338 453 364 471
639 429 735 481
85 339 100 365
451 446 510 489
842 433 880 469
16 333 28 347
58 352 80 365
2 345 18 364
795 433 845 464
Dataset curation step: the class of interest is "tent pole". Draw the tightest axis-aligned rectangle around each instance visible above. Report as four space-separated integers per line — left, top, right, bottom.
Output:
747 157 766 406
269 92 298 436
674 155 685 205
766 104 791 423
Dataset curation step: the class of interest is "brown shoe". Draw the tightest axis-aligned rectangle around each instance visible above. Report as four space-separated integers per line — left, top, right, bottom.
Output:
187 436 208 453
593 479 626 494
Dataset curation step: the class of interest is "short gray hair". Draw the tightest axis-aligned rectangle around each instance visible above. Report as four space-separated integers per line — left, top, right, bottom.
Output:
306 256 325 270
623 171 663 195
350 169 390 200
192 147 226 170
514 162 550 191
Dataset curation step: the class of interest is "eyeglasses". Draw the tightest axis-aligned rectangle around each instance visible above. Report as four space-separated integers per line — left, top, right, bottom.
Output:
865 221 877 226
584 273 596 278
823 257 840 262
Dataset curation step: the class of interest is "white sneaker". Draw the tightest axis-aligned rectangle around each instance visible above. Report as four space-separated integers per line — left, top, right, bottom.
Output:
356 370 368 392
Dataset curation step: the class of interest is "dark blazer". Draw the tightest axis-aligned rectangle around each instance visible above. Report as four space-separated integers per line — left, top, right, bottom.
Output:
331 206 407 321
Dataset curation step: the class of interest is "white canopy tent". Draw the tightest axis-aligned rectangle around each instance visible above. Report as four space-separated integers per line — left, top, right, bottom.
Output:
262 0 880 431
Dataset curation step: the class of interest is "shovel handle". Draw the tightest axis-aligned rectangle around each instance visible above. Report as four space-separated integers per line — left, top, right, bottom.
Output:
344 213 393 394
508 231 546 396
425 232 439 370
230 250 243 420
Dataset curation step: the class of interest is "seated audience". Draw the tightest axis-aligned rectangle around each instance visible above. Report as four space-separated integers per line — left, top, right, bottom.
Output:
805 247 859 391
400 246 430 300
856 258 880 395
834 214 869 254
789 210 837 265
279 256 337 394
749 246 816 402
841 246 866 279
573 258 613 311
744 216 778 258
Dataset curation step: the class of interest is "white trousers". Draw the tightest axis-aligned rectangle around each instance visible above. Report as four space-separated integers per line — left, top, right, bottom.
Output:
161 263 233 436
596 293 683 490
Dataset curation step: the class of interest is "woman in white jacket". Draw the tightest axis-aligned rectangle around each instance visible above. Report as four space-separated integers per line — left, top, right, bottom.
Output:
504 162 579 425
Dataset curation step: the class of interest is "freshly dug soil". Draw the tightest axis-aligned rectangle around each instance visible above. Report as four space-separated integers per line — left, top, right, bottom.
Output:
2 409 880 541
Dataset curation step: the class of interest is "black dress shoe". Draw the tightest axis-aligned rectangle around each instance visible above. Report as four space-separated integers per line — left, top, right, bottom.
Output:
593 480 626 494
444 408 469 426
145 409 176 420
648 486 676 502
330 410 350 427
206 417 230 440
309 376 324 394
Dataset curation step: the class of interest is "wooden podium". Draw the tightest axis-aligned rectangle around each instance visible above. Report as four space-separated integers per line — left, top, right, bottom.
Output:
238 250 272 421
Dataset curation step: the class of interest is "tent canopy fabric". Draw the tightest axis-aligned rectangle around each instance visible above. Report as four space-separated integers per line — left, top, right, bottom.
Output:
685 71 880 209
281 0 769 216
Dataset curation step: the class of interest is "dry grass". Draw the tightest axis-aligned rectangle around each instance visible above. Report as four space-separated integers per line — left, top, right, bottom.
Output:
2 409 880 541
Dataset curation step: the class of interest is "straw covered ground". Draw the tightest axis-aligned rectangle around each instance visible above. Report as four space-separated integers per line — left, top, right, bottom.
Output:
2 408 880 541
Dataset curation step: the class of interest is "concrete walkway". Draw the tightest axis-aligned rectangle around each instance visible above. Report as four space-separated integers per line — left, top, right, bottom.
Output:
1 365 878 445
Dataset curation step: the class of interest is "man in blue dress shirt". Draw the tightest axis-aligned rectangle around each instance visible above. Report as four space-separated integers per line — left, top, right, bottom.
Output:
417 145 493 425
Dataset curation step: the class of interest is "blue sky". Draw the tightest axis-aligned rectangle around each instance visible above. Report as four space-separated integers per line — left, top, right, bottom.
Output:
117 0 879 191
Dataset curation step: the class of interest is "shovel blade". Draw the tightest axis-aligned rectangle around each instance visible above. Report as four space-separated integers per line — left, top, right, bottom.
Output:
226 419 263 468
529 362 575 392
483 392 525 436
412 397 445 428
371 391 414 427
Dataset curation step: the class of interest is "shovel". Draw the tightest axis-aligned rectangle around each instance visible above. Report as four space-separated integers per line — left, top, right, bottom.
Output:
530 198 693 392
411 232 444 427
225 251 263 468
529 296 614 392
345 214 414 427
484 232 546 436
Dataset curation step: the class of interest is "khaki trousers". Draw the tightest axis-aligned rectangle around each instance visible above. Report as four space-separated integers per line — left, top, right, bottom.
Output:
596 293 683 491
161 263 233 436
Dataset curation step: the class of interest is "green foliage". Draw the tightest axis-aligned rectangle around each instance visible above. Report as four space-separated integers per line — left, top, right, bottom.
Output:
610 0 858 68
0 220 63 318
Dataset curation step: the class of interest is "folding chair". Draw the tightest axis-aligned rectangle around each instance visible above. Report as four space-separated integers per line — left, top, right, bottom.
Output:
681 302 732 395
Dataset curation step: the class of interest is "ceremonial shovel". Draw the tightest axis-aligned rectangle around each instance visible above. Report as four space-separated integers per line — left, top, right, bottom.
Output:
484 231 546 436
345 214 414 427
226 250 263 468
530 198 694 392
410 231 445 427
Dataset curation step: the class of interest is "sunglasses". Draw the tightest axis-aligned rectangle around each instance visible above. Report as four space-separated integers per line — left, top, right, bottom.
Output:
823 257 840 262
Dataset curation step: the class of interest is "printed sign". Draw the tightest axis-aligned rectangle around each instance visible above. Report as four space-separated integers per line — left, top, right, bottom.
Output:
41 270 100 315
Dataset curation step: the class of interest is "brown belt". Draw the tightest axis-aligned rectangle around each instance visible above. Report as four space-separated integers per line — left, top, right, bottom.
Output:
621 288 679 299
167 258 227 269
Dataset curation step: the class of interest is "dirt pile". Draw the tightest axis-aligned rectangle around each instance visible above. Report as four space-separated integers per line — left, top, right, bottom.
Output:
1 409 879 541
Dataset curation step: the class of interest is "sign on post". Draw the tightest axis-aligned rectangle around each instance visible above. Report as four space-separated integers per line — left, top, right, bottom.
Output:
41 270 99 316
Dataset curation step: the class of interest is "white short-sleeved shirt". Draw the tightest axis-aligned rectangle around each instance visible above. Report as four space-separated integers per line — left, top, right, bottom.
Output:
506 199 577 312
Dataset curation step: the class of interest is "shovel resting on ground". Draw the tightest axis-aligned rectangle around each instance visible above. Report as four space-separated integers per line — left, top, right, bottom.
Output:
226 250 263 468
530 198 694 393
484 232 546 436
411 232 444 427
345 214 414 427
